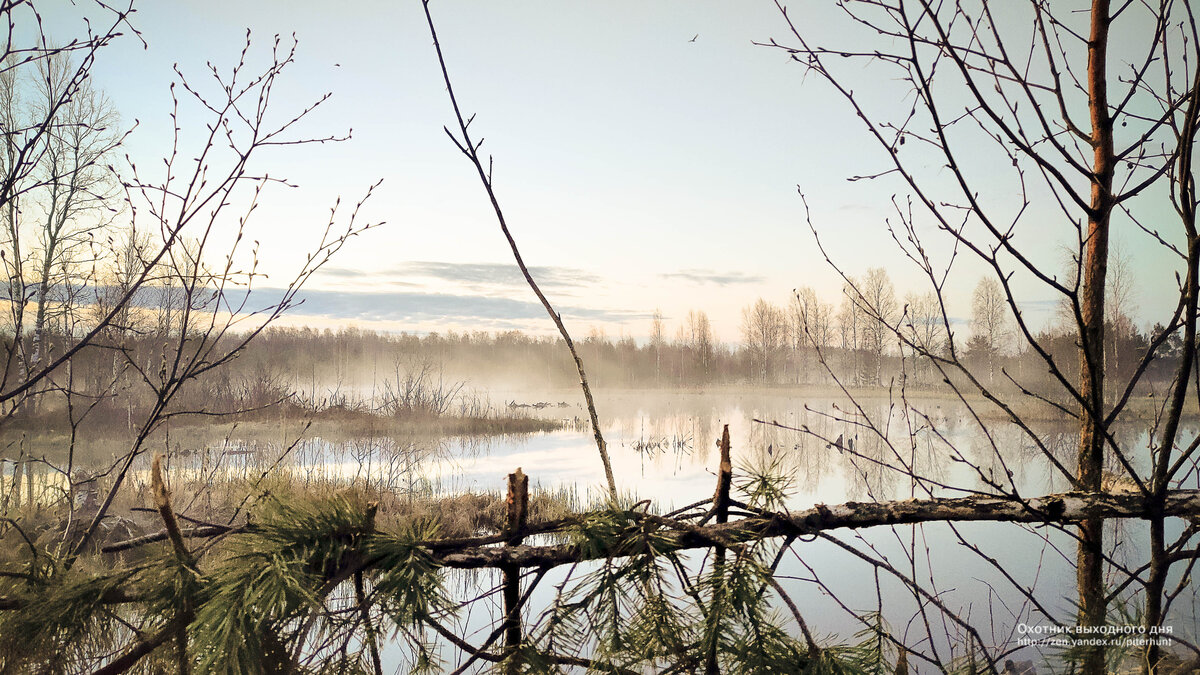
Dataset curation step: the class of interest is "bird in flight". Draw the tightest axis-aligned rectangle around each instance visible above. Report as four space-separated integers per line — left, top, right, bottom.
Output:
689 34 699 42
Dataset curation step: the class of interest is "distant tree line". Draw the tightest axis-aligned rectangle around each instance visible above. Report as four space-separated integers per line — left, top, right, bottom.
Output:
8 253 1164 430
743 266 1154 399
16 267 1153 410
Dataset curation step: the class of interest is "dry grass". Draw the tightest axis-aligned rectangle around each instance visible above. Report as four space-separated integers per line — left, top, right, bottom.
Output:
0 464 582 569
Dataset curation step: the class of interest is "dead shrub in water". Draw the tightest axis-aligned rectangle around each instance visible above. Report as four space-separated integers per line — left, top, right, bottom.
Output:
378 359 465 419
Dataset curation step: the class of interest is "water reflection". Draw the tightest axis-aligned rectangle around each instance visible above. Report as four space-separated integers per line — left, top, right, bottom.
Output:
142 393 1197 514
60 389 1200 671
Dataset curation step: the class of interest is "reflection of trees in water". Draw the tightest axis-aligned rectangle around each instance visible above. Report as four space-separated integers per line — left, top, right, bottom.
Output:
955 421 1155 498
745 408 826 494
768 400 1127 503
313 435 494 497
690 414 717 467
1098 424 1196 574
748 398 1200 514
964 424 1032 494
838 431 897 501
773 399 1180 509
742 403 923 501
174 434 497 499
1171 423 1200 489
770 403 908 501
619 412 714 474
786 408 826 494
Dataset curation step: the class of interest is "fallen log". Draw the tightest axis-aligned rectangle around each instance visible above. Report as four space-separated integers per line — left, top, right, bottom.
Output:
432 489 1200 569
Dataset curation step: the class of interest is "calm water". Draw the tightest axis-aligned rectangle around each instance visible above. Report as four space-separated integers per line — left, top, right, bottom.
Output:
219 389 1093 507
102 389 1200 670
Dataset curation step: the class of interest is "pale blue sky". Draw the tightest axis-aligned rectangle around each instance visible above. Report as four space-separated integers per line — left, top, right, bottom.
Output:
42 1 1182 341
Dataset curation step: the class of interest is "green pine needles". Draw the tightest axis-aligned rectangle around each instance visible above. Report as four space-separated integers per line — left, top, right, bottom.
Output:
0 476 932 674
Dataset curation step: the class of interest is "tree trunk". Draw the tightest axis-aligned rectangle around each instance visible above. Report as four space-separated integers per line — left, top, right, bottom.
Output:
1078 2 1114 673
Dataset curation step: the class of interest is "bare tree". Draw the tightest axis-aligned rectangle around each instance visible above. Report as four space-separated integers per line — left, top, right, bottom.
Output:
968 276 1012 381
650 307 665 385
26 53 122 369
741 297 786 383
0 0 379 572
901 289 946 384
11 4 1200 671
1106 245 1138 381
761 0 1200 672
685 308 715 381
791 285 834 383
850 267 897 385
836 278 865 384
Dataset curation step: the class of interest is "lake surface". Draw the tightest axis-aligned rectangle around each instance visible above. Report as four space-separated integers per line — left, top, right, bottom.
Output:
90 388 1200 670
220 389 1089 503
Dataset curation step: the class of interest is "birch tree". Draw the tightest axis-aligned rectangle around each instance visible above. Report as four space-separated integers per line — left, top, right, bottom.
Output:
968 276 1011 381
26 53 123 372
740 297 786 383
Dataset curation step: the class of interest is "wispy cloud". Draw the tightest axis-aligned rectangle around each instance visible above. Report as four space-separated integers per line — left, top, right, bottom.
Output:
318 261 600 291
319 267 422 287
405 262 601 288
1019 299 1061 315
221 287 650 326
659 269 765 286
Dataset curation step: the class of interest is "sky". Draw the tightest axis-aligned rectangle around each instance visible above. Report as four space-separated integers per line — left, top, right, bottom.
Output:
38 0 1186 343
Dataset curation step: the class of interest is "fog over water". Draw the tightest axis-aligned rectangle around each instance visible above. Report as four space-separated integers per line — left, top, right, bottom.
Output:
131 385 1198 667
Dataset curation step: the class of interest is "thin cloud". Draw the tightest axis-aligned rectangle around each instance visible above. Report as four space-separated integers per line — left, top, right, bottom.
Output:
317 261 600 290
1019 299 1061 315
219 287 650 325
318 267 371 279
404 261 601 288
660 269 765 286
